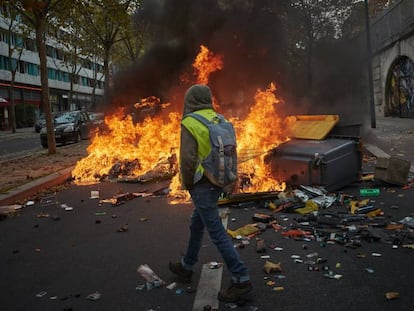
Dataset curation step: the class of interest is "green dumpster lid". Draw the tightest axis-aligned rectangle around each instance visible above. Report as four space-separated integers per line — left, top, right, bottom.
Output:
285 115 339 140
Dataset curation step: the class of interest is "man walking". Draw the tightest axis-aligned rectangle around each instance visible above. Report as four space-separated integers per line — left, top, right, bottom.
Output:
169 84 252 303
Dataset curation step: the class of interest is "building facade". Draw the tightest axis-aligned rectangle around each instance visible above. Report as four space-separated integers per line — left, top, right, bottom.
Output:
0 11 105 130
371 0 414 118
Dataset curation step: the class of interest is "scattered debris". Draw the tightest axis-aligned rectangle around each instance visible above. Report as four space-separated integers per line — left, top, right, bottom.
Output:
208 261 223 269
40 193 57 207
0 204 22 219
90 190 100 199
360 188 380 196
175 288 185 295
100 192 142 206
227 224 260 238
117 224 128 232
256 238 266 253
60 204 73 211
385 291 400 300
35 291 47 298
86 291 101 301
263 261 282 274
166 282 177 290
137 264 165 289
399 216 414 228
375 157 410 186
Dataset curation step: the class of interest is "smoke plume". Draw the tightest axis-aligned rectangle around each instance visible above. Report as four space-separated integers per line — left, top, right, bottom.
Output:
111 0 367 124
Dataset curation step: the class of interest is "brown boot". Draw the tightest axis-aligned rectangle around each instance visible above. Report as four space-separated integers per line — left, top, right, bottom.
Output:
218 281 253 302
169 261 193 284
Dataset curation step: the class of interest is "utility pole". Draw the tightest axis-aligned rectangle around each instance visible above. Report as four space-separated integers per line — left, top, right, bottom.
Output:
364 0 376 128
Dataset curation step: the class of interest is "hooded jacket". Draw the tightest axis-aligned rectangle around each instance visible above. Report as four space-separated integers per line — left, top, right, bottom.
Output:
180 84 215 190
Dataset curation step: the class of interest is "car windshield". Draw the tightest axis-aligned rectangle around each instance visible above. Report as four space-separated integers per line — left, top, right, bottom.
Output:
54 112 78 124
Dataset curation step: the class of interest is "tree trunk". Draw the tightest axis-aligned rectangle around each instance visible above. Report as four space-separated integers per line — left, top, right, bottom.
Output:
69 75 74 110
7 38 16 133
8 80 16 133
103 47 111 106
36 24 56 154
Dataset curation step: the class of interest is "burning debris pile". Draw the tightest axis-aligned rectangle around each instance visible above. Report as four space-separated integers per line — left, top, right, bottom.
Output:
72 46 291 197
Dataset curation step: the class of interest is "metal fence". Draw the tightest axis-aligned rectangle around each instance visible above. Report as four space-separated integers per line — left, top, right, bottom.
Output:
371 0 414 53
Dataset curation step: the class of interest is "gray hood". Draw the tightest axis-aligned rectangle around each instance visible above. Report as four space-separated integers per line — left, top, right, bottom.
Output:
183 84 213 115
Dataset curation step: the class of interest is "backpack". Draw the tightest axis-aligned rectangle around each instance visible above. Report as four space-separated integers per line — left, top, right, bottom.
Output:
188 112 238 192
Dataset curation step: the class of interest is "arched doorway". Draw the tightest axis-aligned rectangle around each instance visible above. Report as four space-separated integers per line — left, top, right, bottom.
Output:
386 56 414 118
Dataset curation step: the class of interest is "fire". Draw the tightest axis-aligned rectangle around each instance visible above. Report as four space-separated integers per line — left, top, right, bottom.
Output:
72 45 288 201
235 83 288 192
72 108 181 182
193 45 223 84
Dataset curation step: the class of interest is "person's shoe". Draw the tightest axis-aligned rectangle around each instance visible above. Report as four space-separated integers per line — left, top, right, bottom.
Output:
169 261 193 284
218 281 253 302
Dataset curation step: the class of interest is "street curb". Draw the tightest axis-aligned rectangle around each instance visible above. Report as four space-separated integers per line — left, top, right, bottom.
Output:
0 167 73 206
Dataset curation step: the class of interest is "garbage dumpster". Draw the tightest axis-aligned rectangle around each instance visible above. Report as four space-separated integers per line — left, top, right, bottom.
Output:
265 115 362 191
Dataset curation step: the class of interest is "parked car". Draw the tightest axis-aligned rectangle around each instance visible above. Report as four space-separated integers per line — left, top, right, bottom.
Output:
40 110 91 148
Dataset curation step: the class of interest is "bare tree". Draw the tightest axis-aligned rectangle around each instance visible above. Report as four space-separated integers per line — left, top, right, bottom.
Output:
10 0 69 154
73 0 141 105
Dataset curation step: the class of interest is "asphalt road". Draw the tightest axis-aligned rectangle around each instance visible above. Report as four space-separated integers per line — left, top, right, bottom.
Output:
1 170 414 311
1 117 413 311
0 129 41 160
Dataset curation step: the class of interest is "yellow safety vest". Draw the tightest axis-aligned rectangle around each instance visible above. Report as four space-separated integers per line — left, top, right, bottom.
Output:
181 109 217 184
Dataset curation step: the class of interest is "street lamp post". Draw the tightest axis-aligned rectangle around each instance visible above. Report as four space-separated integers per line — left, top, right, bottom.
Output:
364 0 376 128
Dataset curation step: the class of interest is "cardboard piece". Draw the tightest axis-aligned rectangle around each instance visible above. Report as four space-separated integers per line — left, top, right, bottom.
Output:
374 157 410 186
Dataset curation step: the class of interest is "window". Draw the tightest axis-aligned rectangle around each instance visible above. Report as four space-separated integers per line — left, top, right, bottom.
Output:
15 35 24 48
0 30 10 44
56 49 64 60
10 58 17 71
46 45 56 58
0 29 7 43
48 68 57 80
62 72 69 82
27 63 39 76
18 60 26 74
71 74 79 84
87 78 94 87
25 38 36 51
9 33 16 46
56 70 63 81
82 60 91 69
0 4 9 15
0 55 9 70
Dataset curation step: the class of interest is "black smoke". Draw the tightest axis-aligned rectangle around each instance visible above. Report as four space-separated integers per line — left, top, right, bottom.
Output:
111 0 289 114
111 0 368 124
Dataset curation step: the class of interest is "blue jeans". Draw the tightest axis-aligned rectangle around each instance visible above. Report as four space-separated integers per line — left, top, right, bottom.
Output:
182 181 249 283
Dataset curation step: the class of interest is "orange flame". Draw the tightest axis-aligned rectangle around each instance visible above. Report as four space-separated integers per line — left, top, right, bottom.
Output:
193 45 223 84
72 108 181 183
73 45 288 203
235 83 288 192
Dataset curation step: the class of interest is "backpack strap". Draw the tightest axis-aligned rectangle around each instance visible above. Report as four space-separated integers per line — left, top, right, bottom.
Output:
186 112 222 125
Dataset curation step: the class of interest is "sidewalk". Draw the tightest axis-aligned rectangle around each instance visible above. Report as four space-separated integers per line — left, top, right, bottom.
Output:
0 127 36 141
363 115 414 172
